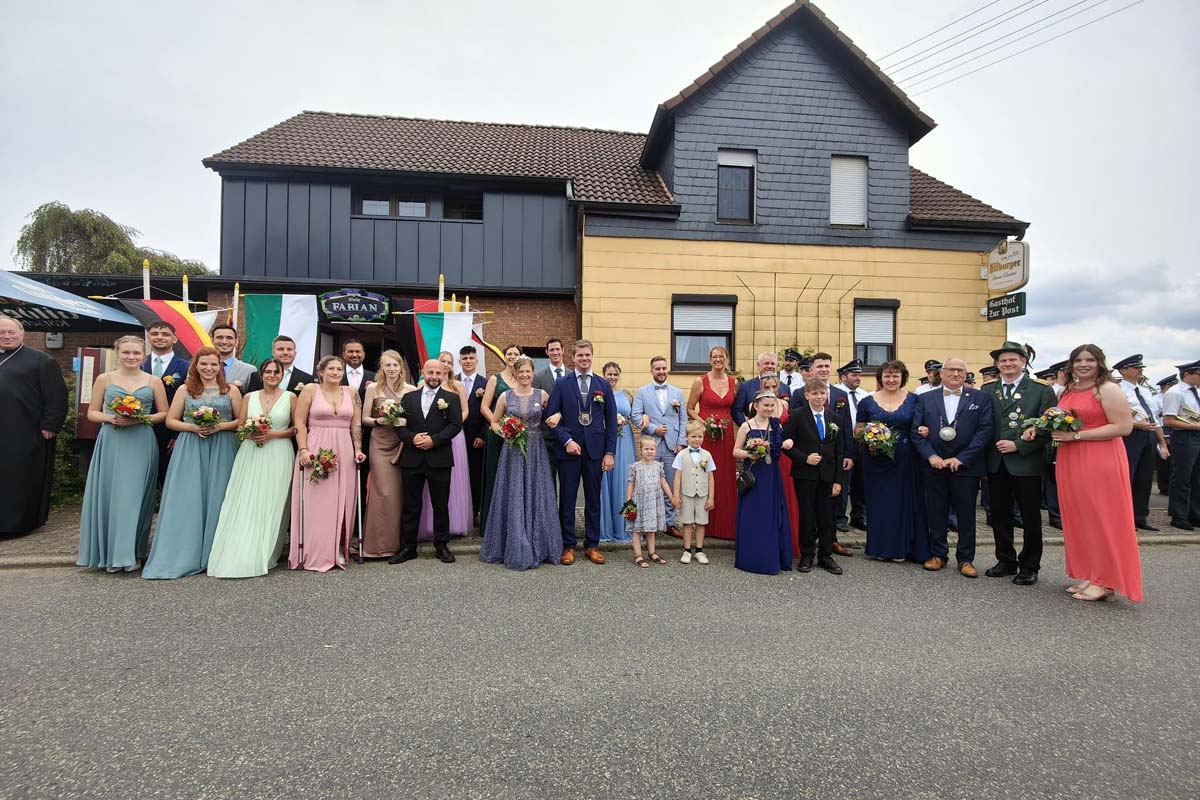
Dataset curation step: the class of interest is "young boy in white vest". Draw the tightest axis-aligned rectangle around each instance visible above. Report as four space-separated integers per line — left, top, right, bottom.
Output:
672 420 717 564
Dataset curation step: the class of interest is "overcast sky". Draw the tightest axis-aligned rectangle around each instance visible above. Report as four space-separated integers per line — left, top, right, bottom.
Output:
2 0 1196 381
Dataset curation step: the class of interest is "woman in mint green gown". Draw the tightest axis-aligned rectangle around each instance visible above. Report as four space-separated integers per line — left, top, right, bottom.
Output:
78 335 169 572
143 348 241 579
208 359 297 578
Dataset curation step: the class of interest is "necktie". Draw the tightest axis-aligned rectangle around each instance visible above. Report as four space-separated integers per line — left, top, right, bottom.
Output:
785 374 792 387
153 356 164 377
1004 383 1014 400
1191 386 1200 407
1133 386 1155 423
555 367 562 379
816 413 825 439
579 374 589 399
944 388 961 396
848 392 857 409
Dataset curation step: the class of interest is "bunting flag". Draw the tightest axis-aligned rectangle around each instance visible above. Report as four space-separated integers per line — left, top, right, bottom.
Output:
242 294 319 373
119 299 216 359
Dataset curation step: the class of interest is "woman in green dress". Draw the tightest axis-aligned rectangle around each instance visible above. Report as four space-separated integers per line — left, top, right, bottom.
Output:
77 335 169 572
143 347 241 579
208 358 297 578
478 344 522 532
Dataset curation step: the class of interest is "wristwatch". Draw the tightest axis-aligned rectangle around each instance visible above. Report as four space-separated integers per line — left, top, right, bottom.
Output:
1073 432 1081 441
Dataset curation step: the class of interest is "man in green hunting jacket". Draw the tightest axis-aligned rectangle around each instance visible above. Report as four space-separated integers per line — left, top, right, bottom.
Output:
982 341 1056 586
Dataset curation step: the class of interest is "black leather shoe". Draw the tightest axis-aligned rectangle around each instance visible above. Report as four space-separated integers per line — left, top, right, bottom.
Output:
1013 570 1038 586
817 557 843 575
796 558 813 573
1050 521 1063 530
985 562 1019 578
1135 522 1160 532
1170 519 1195 531
1013 519 1025 530
435 548 456 564
850 520 868 531
388 548 418 564
835 521 850 533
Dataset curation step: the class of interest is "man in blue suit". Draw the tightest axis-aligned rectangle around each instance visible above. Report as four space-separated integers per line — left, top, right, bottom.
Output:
732 351 791 425
911 357 994 578
793 352 856 557
632 356 689 531
546 339 617 565
141 321 189 485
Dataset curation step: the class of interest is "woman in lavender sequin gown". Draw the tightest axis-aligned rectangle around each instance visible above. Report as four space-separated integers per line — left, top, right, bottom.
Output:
480 357 561 570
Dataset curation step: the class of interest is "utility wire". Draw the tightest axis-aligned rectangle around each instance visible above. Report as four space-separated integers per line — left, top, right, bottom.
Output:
876 0 1007 61
899 0 1109 84
883 0 1051 70
910 0 1148 95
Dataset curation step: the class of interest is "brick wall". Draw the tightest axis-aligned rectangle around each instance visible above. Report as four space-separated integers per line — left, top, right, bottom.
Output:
470 296 578 357
21 330 119 383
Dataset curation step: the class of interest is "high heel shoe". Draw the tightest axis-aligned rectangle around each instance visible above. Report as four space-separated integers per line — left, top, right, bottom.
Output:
1072 586 1115 602
1066 580 1091 594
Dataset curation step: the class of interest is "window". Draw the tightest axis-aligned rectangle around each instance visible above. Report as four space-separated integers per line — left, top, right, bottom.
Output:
717 150 756 223
353 191 428 218
444 192 483 221
359 194 391 216
830 155 868 227
854 299 898 367
671 294 737 372
395 196 427 218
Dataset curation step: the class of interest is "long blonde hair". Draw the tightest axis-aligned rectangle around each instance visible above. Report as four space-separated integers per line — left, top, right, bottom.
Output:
438 350 463 395
376 349 410 395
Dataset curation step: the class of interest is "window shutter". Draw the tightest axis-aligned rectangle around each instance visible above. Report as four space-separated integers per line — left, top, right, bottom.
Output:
830 156 868 226
673 304 734 332
718 150 757 168
854 307 893 343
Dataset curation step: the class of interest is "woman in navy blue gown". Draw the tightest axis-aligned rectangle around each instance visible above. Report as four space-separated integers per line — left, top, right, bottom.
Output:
733 391 793 575
856 360 930 563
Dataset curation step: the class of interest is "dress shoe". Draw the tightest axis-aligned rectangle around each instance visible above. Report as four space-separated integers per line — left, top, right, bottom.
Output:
560 548 576 565
985 562 1019 578
817 557 843 575
923 556 946 571
831 542 854 557
959 562 978 578
1170 519 1195 531
693 550 709 565
850 520 868 531
1013 570 1038 586
435 548 456 564
584 547 606 564
795 558 813 573
1050 521 1063 530
1135 522 1160 532
835 521 850 533
388 548 418 565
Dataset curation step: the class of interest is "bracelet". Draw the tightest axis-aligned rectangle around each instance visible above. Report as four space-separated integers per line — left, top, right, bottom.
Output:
1073 432 1081 441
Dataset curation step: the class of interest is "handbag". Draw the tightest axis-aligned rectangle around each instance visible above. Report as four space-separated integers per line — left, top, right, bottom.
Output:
736 464 756 495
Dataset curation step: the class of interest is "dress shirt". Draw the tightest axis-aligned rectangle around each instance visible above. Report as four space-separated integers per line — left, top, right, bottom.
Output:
552 365 564 380
222 357 234 378
943 388 961 421
576 371 593 395
1162 383 1200 420
346 366 364 390
781 370 797 388
1119 379 1158 425
1001 380 1021 399
836 383 864 426
654 380 668 413
460 371 477 385
1052 383 1065 399
421 387 438 416
150 353 170 377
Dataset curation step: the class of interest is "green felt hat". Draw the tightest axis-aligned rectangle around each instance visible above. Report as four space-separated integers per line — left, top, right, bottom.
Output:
989 340 1034 362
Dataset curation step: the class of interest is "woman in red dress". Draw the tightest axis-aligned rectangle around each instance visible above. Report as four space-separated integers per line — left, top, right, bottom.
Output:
687 346 738 540
1024 343 1142 602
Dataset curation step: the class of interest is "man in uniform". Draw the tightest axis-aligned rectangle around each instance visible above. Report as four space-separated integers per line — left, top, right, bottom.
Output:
1157 375 1179 495
914 360 942 395
1163 359 1200 530
1114 354 1168 531
834 358 869 532
779 349 803 392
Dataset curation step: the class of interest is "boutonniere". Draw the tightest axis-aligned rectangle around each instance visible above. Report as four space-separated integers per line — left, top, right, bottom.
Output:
162 374 178 387
593 389 604 404
671 398 681 410
475 387 485 398
292 382 306 393
436 398 449 411
828 422 839 435
699 457 709 469
835 397 847 410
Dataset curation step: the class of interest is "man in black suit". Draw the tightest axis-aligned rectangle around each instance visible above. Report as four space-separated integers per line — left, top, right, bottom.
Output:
245 335 313 393
340 338 376 514
532 337 569 469
458 345 488 523
781 378 846 575
390 359 463 564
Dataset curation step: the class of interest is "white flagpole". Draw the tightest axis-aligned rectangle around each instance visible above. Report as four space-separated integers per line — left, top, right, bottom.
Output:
232 282 240 327
142 259 151 300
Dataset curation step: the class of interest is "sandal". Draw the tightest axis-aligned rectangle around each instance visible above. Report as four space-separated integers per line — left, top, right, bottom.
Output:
648 553 667 565
1072 586 1116 602
1066 579 1092 594
634 556 649 568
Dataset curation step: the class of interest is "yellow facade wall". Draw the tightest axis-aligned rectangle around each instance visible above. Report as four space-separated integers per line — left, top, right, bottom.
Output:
581 235 1006 390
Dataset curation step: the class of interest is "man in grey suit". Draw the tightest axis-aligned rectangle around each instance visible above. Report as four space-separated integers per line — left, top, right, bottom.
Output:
632 355 689 531
211 323 258 389
533 337 569 468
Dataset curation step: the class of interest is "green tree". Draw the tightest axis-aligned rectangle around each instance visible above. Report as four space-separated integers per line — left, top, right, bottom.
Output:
14 201 209 276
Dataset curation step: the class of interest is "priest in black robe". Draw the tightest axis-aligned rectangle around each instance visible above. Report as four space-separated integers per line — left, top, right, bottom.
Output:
0 316 68 535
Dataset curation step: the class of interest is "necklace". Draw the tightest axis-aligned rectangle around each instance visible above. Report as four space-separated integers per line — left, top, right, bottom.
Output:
0 345 24 369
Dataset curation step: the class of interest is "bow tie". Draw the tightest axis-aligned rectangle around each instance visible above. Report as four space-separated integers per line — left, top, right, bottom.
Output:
944 389 962 396
654 384 667 391
689 448 701 454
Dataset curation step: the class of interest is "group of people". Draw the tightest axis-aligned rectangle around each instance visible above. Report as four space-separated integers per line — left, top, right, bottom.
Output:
4 311 1199 604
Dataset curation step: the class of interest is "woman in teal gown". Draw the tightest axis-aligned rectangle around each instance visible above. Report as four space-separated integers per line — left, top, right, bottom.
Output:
599 362 635 542
208 358 296 578
78 335 169 572
479 344 521 533
143 348 241 579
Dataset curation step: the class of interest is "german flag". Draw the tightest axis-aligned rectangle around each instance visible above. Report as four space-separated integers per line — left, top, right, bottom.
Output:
119 299 214 358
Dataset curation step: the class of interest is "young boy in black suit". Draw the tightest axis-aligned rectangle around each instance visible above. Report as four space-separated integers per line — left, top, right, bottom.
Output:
781 379 845 574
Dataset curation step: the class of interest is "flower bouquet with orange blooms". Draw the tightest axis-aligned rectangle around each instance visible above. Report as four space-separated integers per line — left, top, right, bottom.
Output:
107 395 150 424
307 448 338 484
190 405 222 429
236 414 272 446
855 421 896 460
1023 406 1082 448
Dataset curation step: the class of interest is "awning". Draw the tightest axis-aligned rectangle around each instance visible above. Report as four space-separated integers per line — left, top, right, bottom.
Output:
0 270 141 332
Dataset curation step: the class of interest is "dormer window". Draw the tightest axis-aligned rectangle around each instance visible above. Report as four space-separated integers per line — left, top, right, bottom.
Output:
717 149 756 224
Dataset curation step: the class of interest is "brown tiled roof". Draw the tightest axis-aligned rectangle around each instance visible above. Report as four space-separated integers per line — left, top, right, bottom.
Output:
909 167 1027 231
203 111 676 208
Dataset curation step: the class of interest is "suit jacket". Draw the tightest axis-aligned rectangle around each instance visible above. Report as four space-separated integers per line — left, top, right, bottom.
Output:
223 358 257 389
341 367 376 403
395 387 462 470
791 384 854 453
533 365 567 443
545 372 618 460
733 377 791 426
460 373 488 441
782 406 845 484
982 376 1056 476
632 382 688 452
142 354 189 405
246 366 313 394
911 387 994 477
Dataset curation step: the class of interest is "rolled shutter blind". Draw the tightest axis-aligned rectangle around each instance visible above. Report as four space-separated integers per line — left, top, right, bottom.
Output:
830 156 868 226
674 304 734 332
855 307 893 342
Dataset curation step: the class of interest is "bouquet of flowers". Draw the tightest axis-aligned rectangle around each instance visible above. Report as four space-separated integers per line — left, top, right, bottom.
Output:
190 405 222 429
746 437 771 464
704 415 728 440
616 413 628 433
855 421 896 460
376 398 405 427
107 394 150 424
307 448 338 484
236 414 272 446
1023 406 1083 448
620 500 638 522
499 414 528 458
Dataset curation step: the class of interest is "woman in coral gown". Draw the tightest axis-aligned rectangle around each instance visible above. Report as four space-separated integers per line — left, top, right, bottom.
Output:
1025 343 1142 602
687 346 738 540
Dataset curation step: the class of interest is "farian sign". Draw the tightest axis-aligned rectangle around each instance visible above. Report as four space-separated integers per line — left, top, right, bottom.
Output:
320 288 390 324
987 239 1029 292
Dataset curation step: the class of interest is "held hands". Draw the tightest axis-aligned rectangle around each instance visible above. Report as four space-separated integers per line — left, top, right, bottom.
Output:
916 425 930 438
944 457 963 472
110 415 137 428
672 495 682 509
929 455 946 469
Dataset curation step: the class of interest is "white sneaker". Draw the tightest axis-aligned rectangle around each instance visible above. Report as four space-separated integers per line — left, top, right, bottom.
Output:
680 551 692 564
694 551 710 565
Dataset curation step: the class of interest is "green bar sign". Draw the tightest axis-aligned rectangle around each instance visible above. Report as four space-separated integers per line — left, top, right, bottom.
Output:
987 291 1027 321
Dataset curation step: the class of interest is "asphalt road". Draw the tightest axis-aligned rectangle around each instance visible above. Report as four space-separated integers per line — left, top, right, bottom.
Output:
2 545 1198 800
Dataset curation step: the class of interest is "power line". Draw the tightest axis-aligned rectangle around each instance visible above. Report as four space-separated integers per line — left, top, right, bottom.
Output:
899 0 1110 85
876 0 1008 61
883 0 1052 71
910 0 1149 95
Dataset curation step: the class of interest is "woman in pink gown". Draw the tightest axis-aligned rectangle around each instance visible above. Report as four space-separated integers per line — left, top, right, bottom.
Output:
1026 344 1142 602
687 346 738 540
290 356 366 572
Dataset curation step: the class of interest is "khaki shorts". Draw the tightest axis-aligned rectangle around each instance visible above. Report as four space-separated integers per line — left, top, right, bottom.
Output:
677 494 709 525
